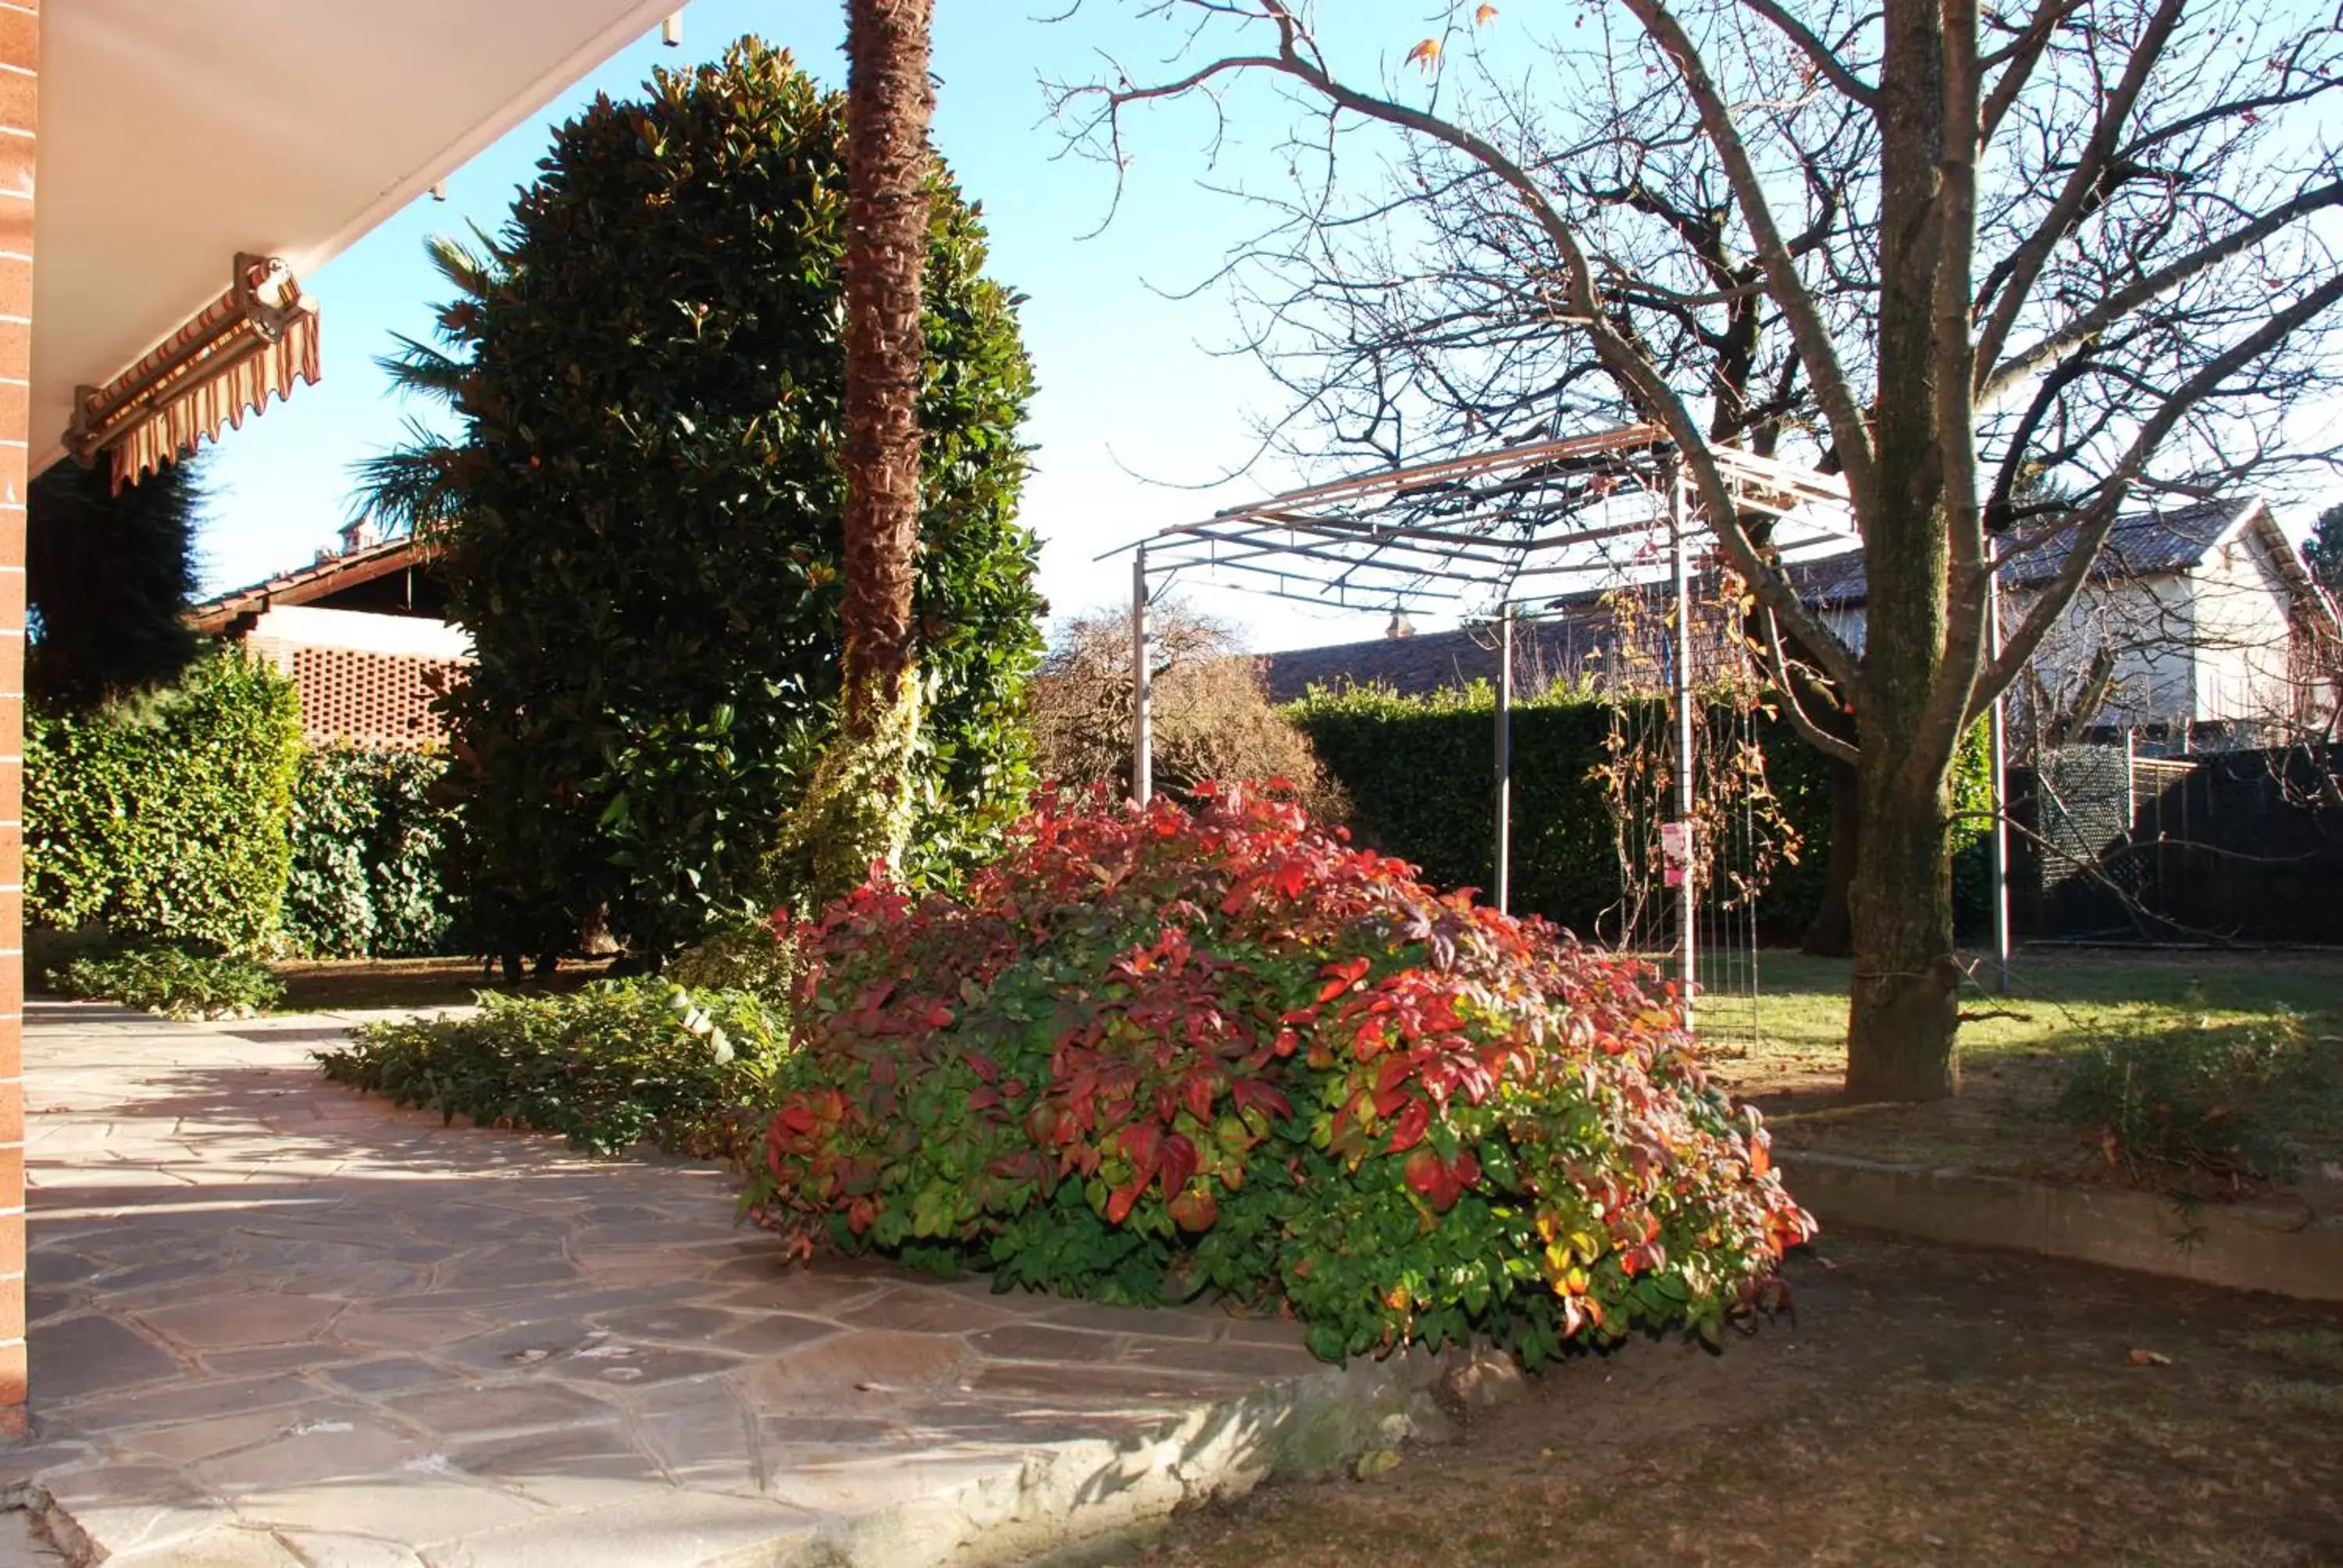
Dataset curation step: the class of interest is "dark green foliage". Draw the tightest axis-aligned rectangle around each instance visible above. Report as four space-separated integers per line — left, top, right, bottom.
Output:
27 650 303 953
27 456 204 709
319 978 790 1157
364 38 1042 964
2309 503 2343 597
1287 684 1992 943
284 749 458 959
50 945 284 1019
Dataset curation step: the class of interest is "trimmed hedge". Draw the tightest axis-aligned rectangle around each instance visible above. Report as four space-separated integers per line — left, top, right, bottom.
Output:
27 650 304 955
751 785 1813 1366
1286 683 1990 943
285 748 458 960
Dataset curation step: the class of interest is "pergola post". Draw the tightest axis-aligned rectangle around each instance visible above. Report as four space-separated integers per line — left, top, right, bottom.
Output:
1130 547 1152 806
1494 608 1513 916
1669 468 1697 1028
1986 549 2013 992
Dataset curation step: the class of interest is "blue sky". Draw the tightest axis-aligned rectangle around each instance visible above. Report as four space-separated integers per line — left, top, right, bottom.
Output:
197 0 1439 653
195 1 2334 652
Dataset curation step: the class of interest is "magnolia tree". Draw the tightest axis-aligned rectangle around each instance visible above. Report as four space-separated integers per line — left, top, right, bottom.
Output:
1054 0 2343 1101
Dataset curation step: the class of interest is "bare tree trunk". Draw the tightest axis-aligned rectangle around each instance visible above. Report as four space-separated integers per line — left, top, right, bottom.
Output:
1846 751 1962 1099
841 0 933 729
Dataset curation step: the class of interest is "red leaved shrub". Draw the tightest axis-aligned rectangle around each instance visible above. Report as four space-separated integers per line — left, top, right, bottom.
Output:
746 782 1813 1363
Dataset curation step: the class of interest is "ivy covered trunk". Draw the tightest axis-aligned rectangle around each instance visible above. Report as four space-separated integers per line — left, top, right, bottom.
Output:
818 0 938 896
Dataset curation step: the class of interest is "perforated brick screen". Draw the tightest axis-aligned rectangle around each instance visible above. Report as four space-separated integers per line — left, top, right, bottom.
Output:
250 637 463 750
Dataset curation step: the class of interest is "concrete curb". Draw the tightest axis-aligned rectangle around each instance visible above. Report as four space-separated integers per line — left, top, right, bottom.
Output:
854 1347 1455 1568
1778 1152 2343 1301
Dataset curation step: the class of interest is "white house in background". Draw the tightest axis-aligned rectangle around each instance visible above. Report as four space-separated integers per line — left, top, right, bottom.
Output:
1791 497 2341 748
1263 495 2341 752
187 522 469 752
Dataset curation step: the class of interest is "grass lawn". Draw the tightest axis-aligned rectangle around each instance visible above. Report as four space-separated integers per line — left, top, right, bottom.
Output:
1704 948 2343 1196
269 954 615 1014
1107 1233 2343 1567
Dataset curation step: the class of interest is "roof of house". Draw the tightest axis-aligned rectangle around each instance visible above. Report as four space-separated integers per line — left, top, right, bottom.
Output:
187 532 437 634
1260 496 2327 702
1784 496 2270 609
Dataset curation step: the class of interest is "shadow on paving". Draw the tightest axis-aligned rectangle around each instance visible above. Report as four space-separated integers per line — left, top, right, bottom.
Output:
8 1003 1331 1567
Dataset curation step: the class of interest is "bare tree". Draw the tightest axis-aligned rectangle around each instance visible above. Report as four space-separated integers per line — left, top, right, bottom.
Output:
1053 0 2343 1101
1029 602 1350 819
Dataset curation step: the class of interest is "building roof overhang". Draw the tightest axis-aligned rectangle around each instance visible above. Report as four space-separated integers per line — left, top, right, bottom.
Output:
30 0 684 479
187 533 434 634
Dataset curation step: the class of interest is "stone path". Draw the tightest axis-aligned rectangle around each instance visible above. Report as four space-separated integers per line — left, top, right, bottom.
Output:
3 1002 1437 1566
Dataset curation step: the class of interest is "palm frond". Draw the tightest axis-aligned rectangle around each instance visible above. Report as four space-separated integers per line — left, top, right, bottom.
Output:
423 230 501 300
351 419 467 537
375 333 469 406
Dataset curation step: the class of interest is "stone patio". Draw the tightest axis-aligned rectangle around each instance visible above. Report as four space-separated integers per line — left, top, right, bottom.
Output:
2 1002 1446 1566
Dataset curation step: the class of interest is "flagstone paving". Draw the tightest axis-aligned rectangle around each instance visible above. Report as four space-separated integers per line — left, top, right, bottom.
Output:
2 1002 1443 1566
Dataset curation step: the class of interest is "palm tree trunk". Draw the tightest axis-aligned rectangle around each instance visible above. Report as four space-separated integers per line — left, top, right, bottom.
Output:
783 0 936 901
841 0 933 731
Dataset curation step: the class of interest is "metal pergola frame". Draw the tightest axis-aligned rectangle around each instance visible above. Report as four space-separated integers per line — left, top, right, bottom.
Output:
1101 424 2019 1002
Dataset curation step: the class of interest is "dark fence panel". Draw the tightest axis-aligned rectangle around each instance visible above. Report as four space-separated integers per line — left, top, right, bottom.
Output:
2011 743 2343 944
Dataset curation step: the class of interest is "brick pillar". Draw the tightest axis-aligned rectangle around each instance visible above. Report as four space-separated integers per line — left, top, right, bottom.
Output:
0 0 34 1438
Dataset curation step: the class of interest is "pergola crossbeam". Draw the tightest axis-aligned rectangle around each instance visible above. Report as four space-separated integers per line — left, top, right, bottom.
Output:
1109 424 1890 1017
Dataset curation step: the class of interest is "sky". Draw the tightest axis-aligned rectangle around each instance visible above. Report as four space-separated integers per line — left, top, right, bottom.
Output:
194 1 2335 654
195 0 1446 654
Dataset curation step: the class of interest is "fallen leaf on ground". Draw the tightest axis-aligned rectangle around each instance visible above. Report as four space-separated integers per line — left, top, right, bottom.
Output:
1355 1447 1403 1481
2128 1348 2173 1367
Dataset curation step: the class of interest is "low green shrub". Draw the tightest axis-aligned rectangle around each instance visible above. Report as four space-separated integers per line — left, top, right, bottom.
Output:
50 945 284 1019
27 649 304 954
319 976 790 1157
2054 1010 2323 1191
748 783 1813 1366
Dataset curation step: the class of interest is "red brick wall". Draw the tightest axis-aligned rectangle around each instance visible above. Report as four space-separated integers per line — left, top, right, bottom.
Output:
0 0 34 1434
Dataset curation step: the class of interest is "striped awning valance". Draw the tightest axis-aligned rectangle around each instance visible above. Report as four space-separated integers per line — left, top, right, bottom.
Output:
65 253 320 491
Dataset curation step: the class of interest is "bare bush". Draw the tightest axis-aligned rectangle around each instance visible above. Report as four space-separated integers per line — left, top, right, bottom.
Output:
1029 603 1350 821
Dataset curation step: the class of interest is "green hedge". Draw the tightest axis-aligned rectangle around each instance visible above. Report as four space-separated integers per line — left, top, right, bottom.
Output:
27 650 303 954
1286 683 1988 943
284 748 458 959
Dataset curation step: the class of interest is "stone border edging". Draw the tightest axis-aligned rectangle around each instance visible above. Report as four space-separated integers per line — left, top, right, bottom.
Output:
872 1345 1456 1568
1778 1152 2343 1301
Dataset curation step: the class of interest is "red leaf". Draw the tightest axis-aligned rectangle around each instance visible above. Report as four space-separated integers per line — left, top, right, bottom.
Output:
1160 1132 1198 1197
1120 1122 1163 1183
1106 1183 1140 1224
1230 1079 1292 1120
1387 1097 1432 1153
1403 1148 1454 1208
1185 1071 1214 1122
1168 1188 1219 1232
